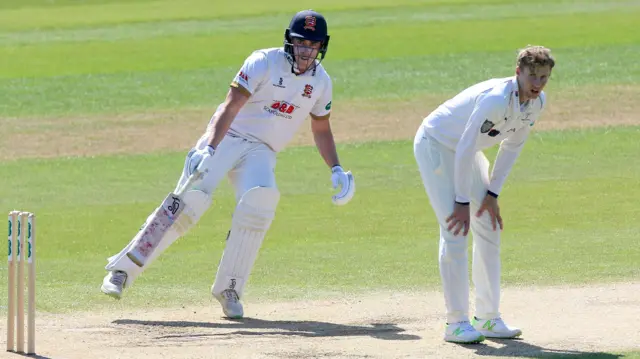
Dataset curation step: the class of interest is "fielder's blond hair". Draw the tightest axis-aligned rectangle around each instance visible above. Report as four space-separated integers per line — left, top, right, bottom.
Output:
517 45 555 70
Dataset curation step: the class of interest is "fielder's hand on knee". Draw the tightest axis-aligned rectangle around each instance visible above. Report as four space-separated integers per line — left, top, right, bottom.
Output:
331 165 355 206
446 202 470 236
187 145 215 176
476 193 503 231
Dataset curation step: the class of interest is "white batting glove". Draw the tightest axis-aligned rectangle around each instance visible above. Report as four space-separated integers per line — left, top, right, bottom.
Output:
331 165 355 206
186 145 215 176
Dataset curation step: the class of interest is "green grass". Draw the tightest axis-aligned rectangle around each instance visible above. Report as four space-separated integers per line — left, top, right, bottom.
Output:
1 1 640 117
0 127 638 313
620 353 640 359
2 2 637 47
0 0 639 332
4 7 639 78
0 0 573 30
2 44 639 117
0 3 638 358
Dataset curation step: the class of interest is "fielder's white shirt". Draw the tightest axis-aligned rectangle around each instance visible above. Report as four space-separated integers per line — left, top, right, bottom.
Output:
421 76 546 204
210 47 333 153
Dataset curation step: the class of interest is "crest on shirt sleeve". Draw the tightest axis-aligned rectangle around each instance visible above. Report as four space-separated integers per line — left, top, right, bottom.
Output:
480 119 495 133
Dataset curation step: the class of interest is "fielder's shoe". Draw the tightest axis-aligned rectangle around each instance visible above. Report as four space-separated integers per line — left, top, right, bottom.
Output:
472 317 522 339
444 321 486 344
101 270 127 300
212 288 244 319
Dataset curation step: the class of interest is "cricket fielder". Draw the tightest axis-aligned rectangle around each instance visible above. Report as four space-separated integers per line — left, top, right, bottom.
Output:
101 9 355 319
413 45 555 343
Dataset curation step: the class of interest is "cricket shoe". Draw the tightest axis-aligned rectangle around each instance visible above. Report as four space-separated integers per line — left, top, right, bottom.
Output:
101 270 127 300
212 288 244 319
444 321 486 344
472 317 522 339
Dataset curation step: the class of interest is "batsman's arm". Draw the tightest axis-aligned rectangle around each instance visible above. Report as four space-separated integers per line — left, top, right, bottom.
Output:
206 86 250 149
310 113 341 168
206 50 267 150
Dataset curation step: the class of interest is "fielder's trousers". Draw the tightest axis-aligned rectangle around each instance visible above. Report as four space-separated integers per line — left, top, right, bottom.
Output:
413 126 502 324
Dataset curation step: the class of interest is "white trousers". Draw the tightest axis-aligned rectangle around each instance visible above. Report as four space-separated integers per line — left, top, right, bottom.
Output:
177 133 277 200
105 133 277 286
413 126 502 323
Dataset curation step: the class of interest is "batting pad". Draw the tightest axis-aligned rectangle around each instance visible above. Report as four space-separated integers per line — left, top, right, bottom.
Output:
212 186 280 298
106 189 211 286
172 189 211 236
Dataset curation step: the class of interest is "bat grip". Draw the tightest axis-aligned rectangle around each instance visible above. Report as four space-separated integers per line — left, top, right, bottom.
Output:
176 169 204 197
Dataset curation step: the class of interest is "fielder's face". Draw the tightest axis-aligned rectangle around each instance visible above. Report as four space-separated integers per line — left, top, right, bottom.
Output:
516 65 552 101
292 38 321 73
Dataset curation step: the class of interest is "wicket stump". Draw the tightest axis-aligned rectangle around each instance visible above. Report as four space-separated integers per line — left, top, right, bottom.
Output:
6 211 36 355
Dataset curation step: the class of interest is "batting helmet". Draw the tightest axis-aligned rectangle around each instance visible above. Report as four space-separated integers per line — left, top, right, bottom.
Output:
284 10 330 72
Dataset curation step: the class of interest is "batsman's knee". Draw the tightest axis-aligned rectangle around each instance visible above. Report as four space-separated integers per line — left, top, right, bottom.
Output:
233 186 280 230
173 190 211 236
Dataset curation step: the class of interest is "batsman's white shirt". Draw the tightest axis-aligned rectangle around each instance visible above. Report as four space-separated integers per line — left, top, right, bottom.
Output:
105 48 333 288
421 76 545 204
209 47 333 153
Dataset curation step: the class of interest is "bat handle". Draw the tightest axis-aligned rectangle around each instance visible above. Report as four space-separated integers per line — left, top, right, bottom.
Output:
176 169 204 196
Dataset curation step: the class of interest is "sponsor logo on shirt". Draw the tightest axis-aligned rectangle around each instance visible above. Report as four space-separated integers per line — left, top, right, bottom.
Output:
264 101 298 119
238 71 249 83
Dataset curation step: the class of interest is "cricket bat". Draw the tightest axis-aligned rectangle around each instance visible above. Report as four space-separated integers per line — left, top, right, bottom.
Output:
126 169 204 267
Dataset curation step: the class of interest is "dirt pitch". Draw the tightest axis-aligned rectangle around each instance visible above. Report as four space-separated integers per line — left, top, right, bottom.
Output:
2 85 639 358
1 282 639 359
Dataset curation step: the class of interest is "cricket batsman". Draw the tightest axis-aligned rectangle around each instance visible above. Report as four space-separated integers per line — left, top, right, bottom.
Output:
101 9 355 319
413 45 555 343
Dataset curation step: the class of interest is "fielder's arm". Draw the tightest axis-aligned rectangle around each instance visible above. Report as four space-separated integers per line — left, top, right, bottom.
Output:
310 113 341 168
206 86 250 149
488 95 544 197
487 123 531 196
454 98 499 204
